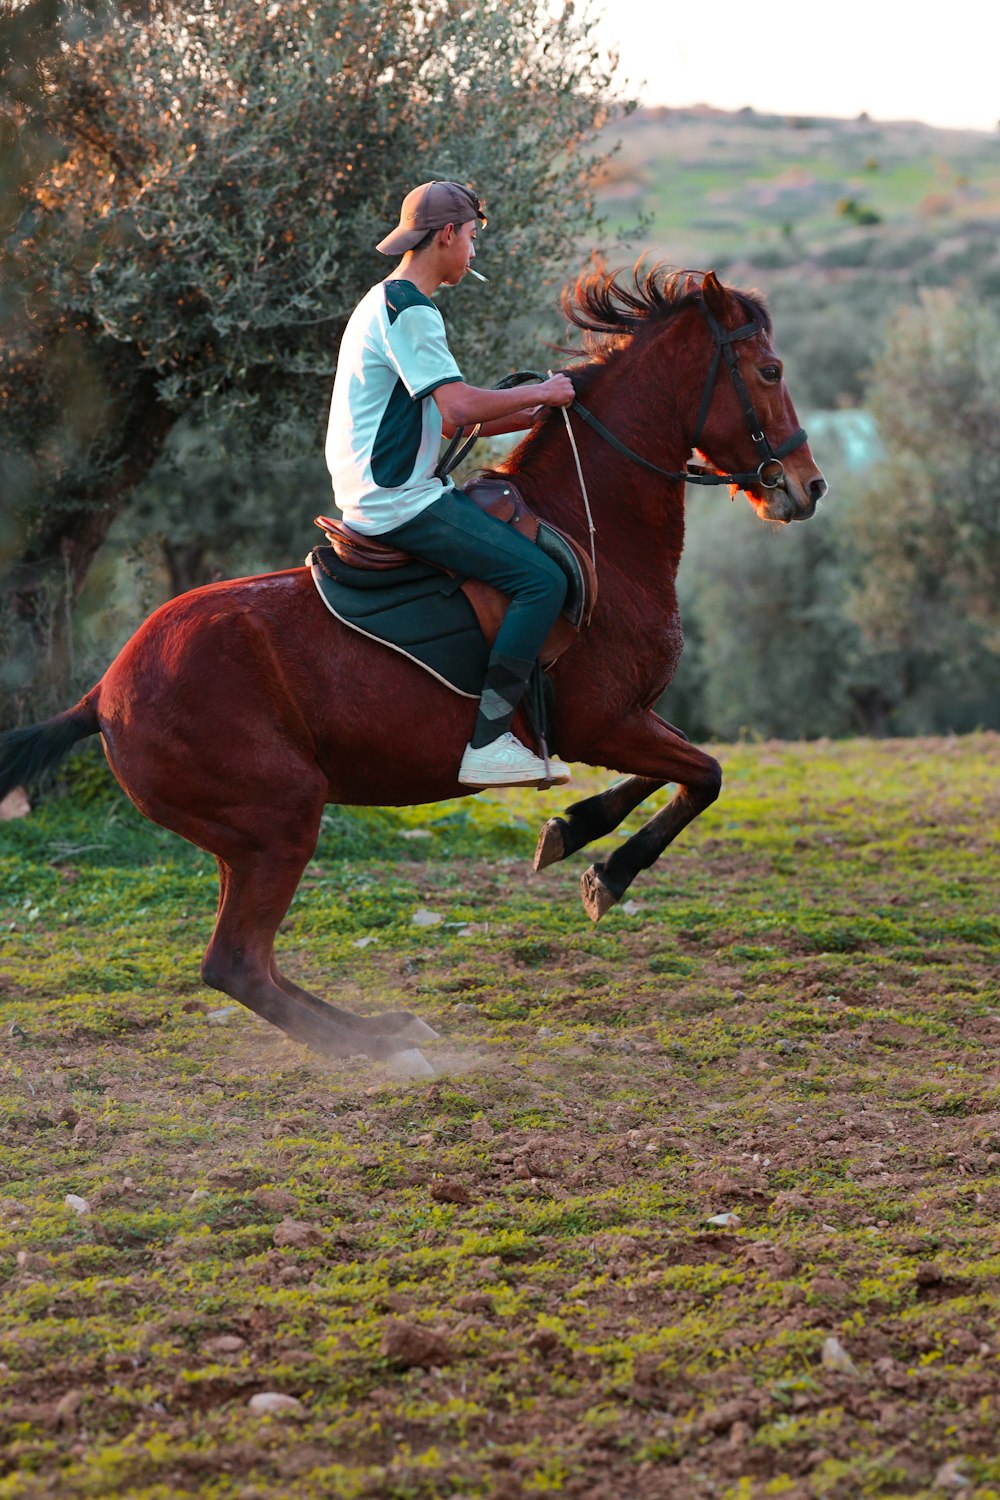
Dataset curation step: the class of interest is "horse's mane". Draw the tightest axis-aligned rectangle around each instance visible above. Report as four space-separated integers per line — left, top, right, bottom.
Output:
561 259 772 362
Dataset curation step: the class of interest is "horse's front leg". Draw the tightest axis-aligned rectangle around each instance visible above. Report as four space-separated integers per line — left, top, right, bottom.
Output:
555 712 721 921
534 718 692 871
534 774 664 870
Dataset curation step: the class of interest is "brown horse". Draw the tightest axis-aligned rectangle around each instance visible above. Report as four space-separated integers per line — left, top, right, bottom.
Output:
0 267 826 1075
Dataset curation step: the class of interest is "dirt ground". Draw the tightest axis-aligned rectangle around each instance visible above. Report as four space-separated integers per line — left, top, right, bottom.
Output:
1 735 999 1498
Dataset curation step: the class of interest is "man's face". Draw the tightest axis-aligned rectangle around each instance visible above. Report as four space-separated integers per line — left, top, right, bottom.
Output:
439 219 478 285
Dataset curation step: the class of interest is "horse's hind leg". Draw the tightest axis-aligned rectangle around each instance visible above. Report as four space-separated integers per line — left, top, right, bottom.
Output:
268 959 439 1046
178 771 432 1070
203 848 433 1076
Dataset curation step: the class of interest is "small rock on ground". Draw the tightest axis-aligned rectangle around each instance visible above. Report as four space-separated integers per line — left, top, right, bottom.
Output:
272 1217 323 1249
253 1187 298 1213
934 1459 970 1491
821 1335 859 1375
0 788 30 821
205 1334 245 1356
429 1178 473 1205
54 1390 83 1427
247 1392 303 1416
380 1319 453 1368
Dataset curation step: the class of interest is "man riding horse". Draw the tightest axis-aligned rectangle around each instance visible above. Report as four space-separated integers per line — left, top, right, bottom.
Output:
1 244 825 1069
325 180 575 789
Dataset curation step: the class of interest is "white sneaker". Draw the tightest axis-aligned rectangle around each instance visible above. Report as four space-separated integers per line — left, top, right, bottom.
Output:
458 732 571 788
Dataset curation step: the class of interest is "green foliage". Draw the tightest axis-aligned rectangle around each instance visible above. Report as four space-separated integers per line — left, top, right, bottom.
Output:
665 413 886 739
0 0 628 717
669 488 868 741
845 290 1000 731
567 114 1000 742
5 0 623 423
835 196 882 226
597 107 1000 411
662 290 1000 741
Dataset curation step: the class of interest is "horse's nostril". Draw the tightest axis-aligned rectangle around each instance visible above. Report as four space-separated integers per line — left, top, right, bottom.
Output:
809 475 828 501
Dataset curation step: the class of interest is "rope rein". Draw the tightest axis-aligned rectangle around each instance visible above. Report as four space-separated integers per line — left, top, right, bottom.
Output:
548 367 597 574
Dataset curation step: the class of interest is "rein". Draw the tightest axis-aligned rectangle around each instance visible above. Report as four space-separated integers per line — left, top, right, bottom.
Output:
438 298 807 493
549 367 597 571
435 370 543 482
435 296 808 595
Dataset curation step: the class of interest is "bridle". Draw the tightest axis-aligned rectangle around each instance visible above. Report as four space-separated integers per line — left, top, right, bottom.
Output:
437 296 807 493
567 298 808 491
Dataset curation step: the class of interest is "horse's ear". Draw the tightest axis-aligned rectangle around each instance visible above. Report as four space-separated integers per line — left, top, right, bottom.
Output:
702 271 728 319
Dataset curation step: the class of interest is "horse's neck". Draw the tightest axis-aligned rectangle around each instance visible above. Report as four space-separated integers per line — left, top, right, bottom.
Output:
511 351 692 593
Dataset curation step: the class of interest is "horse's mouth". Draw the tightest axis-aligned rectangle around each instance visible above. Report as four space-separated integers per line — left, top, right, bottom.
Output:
745 482 819 524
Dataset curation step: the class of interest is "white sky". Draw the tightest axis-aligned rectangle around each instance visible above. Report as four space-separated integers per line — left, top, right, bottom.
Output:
594 0 1000 132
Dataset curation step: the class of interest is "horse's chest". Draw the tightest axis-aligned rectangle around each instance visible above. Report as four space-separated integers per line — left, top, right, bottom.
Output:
639 610 684 703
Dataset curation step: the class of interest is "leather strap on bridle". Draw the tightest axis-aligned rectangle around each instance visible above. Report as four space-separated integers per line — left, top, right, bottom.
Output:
569 396 804 490
693 305 807 484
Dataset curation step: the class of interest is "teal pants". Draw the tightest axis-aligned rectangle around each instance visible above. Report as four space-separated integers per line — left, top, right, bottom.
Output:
382 487 567 667
382 487 567 747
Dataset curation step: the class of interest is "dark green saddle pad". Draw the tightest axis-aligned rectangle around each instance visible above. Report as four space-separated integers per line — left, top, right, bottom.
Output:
308 546 487 696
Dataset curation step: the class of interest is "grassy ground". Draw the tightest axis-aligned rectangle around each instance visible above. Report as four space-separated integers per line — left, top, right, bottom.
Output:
1 734 999 1499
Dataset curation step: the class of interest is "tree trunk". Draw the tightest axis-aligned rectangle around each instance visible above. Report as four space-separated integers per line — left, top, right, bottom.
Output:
850 684 894 737
162 539 224 598
3 386 176 701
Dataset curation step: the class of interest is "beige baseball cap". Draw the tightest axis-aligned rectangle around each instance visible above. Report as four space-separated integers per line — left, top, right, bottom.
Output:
376 180 486 255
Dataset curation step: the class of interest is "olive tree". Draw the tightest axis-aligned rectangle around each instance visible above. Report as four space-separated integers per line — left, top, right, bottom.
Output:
1 0 627 710
847 289 1000 731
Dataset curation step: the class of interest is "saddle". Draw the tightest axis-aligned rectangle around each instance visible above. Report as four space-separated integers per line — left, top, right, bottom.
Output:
313 474 596 668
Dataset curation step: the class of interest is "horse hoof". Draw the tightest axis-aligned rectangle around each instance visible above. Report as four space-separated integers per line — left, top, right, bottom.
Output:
387 1047 436 1079
534 818 567 871
399 1017 440 1045
581 865 617 923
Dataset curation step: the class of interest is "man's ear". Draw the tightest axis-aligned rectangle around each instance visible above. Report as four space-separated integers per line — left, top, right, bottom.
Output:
702 271 728 319
438 223 457 246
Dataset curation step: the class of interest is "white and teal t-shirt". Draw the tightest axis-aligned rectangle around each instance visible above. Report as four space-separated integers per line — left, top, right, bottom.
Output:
325 279 463 535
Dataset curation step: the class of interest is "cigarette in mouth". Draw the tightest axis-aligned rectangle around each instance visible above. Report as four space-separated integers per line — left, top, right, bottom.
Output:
467 268 489 282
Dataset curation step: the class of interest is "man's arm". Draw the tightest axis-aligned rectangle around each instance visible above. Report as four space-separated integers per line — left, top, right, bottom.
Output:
442 405 544 440
434 374 574 433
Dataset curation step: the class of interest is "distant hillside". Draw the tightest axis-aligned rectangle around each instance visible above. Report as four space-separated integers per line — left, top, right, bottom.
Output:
588 107 1000 407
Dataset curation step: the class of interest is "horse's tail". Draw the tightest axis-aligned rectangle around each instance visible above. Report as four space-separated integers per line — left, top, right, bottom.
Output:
0 689 102 802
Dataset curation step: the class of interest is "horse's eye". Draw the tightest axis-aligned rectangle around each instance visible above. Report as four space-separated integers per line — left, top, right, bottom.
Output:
760 364 782 383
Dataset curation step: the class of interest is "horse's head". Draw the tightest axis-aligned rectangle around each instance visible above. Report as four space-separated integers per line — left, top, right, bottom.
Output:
690 272 826 523
538 262 827 529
